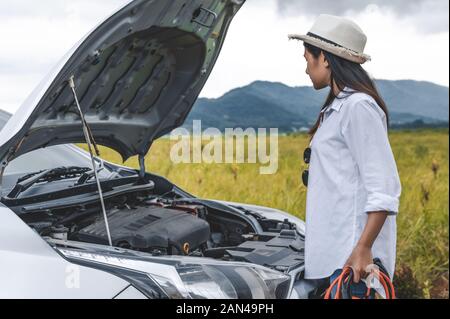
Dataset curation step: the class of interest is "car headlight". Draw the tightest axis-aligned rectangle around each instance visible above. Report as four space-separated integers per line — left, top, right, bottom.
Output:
58 248 291 299
162 263 290 299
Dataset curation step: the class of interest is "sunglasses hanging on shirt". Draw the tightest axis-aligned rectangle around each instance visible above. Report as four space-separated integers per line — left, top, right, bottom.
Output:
302 147 311 187
302 107 328 187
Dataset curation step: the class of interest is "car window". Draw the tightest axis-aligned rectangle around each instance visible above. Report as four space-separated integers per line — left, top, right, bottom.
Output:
0 144 119 196
1 110 94 177
0 111 120 192
3 144 92 176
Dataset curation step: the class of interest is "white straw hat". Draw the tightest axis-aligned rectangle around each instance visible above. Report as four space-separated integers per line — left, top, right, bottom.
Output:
289 14 371 64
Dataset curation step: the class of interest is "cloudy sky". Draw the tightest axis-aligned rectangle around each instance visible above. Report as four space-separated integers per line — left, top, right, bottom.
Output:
0 0 448 113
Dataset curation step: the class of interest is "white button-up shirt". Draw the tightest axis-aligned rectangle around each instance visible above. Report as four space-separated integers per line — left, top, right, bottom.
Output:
304 89 401 280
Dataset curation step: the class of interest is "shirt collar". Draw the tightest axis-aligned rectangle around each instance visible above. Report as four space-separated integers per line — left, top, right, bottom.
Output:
325 87 355 113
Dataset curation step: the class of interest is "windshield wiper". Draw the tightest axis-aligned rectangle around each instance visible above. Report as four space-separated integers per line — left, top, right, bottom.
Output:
75 158 105 186
7 166 91 199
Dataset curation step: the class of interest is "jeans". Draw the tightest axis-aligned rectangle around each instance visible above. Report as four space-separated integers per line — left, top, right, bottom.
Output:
329 269 375 299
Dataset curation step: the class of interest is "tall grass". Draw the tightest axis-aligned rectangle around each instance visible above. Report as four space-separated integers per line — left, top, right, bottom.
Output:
79 129 449 298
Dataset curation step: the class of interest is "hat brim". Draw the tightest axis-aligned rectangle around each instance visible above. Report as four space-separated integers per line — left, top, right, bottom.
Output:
288 34 371 64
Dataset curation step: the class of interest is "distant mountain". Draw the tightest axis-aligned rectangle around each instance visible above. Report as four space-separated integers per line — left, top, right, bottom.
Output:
185 80 449 132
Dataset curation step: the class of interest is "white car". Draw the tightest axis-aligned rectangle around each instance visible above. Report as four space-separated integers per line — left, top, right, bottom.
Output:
0 0 312 299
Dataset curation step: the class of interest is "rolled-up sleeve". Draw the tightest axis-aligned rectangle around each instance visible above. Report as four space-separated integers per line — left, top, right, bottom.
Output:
342 99 402 215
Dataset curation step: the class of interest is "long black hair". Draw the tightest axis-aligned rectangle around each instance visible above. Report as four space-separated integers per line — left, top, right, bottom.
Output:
304 42 389 137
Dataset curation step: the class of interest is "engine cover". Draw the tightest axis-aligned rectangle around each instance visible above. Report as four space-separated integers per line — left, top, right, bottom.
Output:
74 206 210 254
225 230 304 272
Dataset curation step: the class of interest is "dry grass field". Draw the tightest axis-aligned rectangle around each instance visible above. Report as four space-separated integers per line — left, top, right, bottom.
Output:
79 128 449 298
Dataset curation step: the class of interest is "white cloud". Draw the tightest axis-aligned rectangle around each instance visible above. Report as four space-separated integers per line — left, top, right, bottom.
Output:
203 0 449 97
202 0 316 98
354 5 449 85
0 0 129 113
276 0 449 34
0 0 448 113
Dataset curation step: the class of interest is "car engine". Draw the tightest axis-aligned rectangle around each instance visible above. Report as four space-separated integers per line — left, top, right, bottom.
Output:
73 205 210 255
7 175 304 274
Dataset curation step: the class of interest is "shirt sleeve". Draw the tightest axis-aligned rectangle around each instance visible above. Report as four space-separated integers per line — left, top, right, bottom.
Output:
341 98 402 215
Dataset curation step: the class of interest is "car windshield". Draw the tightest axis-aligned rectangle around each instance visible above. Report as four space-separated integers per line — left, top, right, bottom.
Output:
0 111 112 191
4 144 93 175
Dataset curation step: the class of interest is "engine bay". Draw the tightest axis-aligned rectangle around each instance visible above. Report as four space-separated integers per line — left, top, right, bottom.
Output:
5 173 305 274
74 205 210 255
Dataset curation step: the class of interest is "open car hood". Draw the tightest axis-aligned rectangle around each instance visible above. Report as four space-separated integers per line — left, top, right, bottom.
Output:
0 0 245 166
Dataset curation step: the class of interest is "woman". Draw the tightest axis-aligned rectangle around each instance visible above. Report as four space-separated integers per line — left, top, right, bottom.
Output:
289 15 401 298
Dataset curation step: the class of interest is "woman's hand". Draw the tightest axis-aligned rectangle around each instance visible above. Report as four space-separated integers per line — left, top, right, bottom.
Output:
345 212 388 283
344 244 373 283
